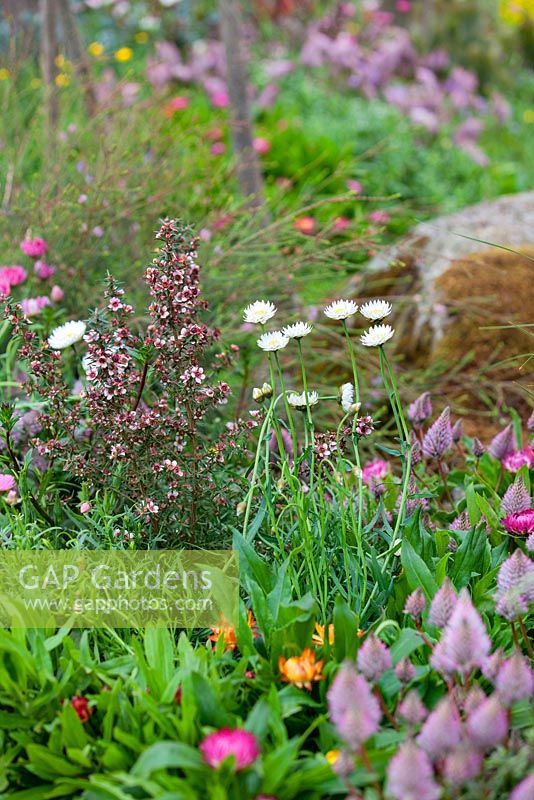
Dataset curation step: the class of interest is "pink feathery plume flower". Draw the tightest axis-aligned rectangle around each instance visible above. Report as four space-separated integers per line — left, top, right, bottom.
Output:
466 696 508 750
510 773 534 800
199 727 259 771
20 296 50 317
495 551 534 618
488 423 515 461
398 689 428 724
410 430 422 464
482 649 505 683
386 740 440 800
502 477 532 516
20 237 48 258
403 588 426 620
34 261 56 280
442 746 482 785
497 550 534 594
527 531 534 552
428 578 458 628
502 508 534 536
527 409 534 432
495 653 534 706
502 447 534 473
0 474 16 492
422 407 453 459
462 686 486 715
472 437 485 458
431 589 490 679
362 458 389 486
357 634 392 682
449 510 470 531
417 696 462 759
327 662 381 748
0 265 27 286
395 659 416 685
408 391 432 425
452 419 464 442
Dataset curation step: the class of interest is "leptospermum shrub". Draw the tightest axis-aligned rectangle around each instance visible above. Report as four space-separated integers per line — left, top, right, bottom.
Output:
1 220 251 544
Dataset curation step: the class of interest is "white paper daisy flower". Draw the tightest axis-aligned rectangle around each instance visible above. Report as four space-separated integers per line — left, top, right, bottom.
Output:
324 299 358 320
360 299 392 321
339 382 361 414
360 324 395 347
282 321 313 339
243 300 277 324
48 320 87 350
287 390 319 409
257 331 289 351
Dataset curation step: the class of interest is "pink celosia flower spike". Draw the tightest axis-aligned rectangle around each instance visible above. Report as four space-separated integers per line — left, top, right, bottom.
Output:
443 746 483 785
357 634 392 682
431 589 490 678
466 695 508 750
502 477 532 516
510 773 534 800
422 407 453 459
327 662 381 748
386 740 440 800
199 727 259 771
408 391 432 425
495 653 534 706
488 423 515 461
397 689 428 725
428 577 458 628
403 588 426 620
417 696 462 759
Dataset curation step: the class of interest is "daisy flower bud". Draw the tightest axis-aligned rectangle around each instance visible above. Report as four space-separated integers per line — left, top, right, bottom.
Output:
252 382 273 402
323 299 358 320
287 390 319 410
243 300 276 324
257 331 289 351
360 323 394 347
282 321 313 339
359 299 392 321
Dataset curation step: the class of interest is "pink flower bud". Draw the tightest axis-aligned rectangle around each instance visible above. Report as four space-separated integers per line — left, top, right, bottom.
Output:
51 285 65 302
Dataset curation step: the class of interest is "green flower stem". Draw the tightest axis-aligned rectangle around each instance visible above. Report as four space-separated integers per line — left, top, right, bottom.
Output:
342 319 360 403
242 410 271 537
274 352 298 463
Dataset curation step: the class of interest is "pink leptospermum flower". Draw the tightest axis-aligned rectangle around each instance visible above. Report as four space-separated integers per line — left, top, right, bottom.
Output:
20 237 48 258
199 728 259 771
502 447 534 473
502 508 534 536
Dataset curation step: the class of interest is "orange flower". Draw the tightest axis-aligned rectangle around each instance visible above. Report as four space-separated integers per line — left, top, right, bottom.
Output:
279 647 324 690
293 216 316 235
312 622 335 646
208 609 257 651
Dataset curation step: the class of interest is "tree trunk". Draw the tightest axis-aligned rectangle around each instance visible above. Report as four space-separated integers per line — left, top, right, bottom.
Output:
57 0 97 116
40 0 60 145
218 0 266 210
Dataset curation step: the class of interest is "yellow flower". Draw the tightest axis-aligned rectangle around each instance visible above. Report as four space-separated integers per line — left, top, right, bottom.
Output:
115 47 133 63
325 749 341 765
55 73 70 87
278 648 324 690
523 109 534 124
88 41 104 57
54 53 66 68
0 68 10 81
312 622 335 646
135 31 149 44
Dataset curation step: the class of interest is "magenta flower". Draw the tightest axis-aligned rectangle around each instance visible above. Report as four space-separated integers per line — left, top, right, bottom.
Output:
357 634 392 682
0 474 16 492
431 589 490 678
199 727 259 771
428 578 458 628
20 296 50 317
502 477 532 516
417 696 462 759
466 695 508 750
20 237 48 258
502 509 534 536
34 261 56 280
362 458 389 486
422 407 453 459
386 740 440 800
495 653 534 706
502 447 534 473
510 773 534 800
0 265 27 286
488 424 515 461
327 662 381 748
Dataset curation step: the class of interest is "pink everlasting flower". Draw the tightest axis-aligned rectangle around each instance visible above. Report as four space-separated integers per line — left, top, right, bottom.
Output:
34 261 56 280
51 285 65 302
417 696 462 759
386 740 440 800
333 216 351 231
362 458 389 485
21 296 50 317
357 634 392 682
20 237 48 258
0 278 10 297
200 727 259 771
368 210 390 224
346 179 363 194
327 662 381 748
210 142 225 155
0 474 16 492
502 447 534 473
253 137 270 155
502 508 534 535
431 589 490 678
0 265 27 286
210 90 230 108
168 95 189 112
